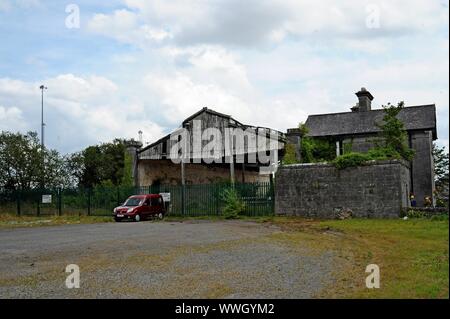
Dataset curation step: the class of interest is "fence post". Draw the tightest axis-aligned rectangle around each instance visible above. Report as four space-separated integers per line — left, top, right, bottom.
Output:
181 184 186 216
215 184 219 216
58 188 62 216
269 178 275 216
16 189 21 216
36 189 41 217
87 188 91 216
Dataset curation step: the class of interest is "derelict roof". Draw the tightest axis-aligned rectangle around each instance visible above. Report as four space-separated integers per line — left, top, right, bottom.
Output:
138 107 285 154
182 107 238 125
304 104 437 140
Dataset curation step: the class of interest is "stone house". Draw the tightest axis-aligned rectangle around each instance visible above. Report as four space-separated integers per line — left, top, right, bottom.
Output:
287 88 437 207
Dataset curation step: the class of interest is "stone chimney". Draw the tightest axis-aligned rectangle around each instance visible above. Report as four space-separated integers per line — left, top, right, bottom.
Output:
125 140 143 187
355 87 374 112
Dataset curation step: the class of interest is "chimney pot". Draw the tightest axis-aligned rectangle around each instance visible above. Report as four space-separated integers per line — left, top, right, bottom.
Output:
355 88 373 112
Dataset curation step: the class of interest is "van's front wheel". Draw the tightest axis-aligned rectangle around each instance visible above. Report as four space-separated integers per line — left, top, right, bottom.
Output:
134 214 141 222
157 213 164 220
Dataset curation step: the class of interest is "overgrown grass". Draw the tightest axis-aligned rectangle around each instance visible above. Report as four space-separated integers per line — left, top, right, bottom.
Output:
0 213 273 228
0 214 112 229
271 217 449 298
332 148 402 169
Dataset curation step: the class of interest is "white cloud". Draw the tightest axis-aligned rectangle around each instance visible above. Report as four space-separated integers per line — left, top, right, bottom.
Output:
282 0 448 39
163 45 253 94
144 72 253 125
141 46 334 131
0 106 26 131
88 9 172 46
0 75 166 153
87 0 448 47
45 74 118 102
0 77 35 96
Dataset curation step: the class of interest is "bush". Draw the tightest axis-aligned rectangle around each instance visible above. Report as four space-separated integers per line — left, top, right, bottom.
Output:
406 209 427 219
282 143 299 165
301 137 336 163
332 148 403 170
366 147 402 160
333 152 371 170
220 188 246 219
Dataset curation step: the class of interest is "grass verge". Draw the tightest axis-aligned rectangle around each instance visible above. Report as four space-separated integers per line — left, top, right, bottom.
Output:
270 217 449 298
0 214 112 229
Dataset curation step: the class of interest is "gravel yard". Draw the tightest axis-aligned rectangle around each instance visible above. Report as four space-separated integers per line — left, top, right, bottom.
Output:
0 220 337 298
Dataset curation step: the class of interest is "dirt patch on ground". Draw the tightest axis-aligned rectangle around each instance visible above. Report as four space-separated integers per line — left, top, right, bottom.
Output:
0 220 339 298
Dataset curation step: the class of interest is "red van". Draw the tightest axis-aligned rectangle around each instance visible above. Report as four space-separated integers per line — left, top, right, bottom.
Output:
113 194 165 222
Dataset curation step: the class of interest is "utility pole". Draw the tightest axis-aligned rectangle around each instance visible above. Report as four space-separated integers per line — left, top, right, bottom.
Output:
181 122 190 215
228 129 235 186
39 85 47 149
39 85 47 190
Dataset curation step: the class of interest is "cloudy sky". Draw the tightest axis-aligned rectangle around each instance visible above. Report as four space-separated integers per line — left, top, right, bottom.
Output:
0 0 448 154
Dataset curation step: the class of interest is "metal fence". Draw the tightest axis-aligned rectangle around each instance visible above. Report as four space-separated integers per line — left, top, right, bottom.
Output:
0 182 274 217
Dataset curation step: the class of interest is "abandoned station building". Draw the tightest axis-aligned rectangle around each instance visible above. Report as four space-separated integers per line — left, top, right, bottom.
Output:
131 108 285 186
129 87 437 211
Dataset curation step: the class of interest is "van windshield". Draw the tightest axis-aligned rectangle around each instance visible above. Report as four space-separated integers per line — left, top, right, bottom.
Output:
124 197 142 206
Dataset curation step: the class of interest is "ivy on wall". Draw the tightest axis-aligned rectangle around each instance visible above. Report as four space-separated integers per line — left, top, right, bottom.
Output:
301 137 336 163
282 143 299 165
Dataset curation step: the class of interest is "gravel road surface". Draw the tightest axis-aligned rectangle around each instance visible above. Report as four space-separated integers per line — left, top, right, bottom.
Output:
0 220 336 298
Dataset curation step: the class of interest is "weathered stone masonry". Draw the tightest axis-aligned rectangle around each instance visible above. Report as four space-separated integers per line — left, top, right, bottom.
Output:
299 88 437 207
138 159 265 186
275 160 411 218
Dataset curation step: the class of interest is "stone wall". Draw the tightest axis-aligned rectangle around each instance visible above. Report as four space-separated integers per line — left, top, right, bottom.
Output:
340 131 436 207
343 135 377 154
275 160 411 218
138 159 268 186
410 130 435 207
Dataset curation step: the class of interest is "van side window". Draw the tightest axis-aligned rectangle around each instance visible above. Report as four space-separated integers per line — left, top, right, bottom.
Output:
151 197 160 206
144 198 150 206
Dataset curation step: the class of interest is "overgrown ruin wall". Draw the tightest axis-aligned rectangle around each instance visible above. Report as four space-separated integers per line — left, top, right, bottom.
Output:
275 160 411 218
138 159 268 186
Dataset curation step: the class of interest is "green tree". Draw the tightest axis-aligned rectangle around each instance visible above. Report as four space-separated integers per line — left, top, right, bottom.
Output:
282 143 299 165
0 131 72 189
100 140 127 186
433 143 449 207
0 131 40 189
301 137 336 163
43 150 76 188
121 151 134 186
68 139 134 188
79 145 103 187
66 151 85 187
220 188 246 219
377 101 415 161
